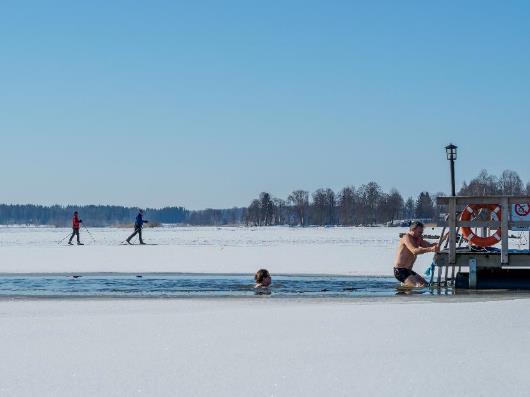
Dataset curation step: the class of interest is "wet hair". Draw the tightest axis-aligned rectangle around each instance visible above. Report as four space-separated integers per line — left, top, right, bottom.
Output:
255 269 270 284
410 221 424 230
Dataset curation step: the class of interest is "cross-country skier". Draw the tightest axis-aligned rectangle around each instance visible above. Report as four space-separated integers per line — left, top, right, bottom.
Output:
126 209 149 245
68 211 84 245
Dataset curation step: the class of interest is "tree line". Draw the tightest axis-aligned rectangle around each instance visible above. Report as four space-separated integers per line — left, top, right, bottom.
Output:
0 205 189 227
243 185 440 226
0 169 528 227
243 169 530 226
458 169 529 196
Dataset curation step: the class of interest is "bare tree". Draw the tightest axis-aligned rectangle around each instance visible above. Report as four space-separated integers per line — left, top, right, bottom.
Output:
386 188 404 224
324 188 336 225
311 189 327 226
459 169 499 195
404 197 415 219
337 186 356 225
358 182 382 225
288 190 309 226
376 193 392 224
272 198 287 225
498 170 523 195
259 192 274 226
246 199 261 226
460 169 524 196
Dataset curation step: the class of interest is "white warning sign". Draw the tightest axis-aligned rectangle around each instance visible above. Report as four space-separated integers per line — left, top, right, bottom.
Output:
512 203 530 231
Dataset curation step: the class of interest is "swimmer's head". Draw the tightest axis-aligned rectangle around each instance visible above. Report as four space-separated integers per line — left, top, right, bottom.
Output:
255 269 271 287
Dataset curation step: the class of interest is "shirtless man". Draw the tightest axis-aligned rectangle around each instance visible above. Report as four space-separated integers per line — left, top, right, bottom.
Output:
394 221 441 287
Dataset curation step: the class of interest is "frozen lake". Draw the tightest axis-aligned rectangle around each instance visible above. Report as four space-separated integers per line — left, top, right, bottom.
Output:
2 226 530 397
0 225 441 276
0 224 415 247
2 297 530 397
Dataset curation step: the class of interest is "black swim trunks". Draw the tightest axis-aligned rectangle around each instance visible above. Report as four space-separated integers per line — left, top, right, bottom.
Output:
393 267 418 283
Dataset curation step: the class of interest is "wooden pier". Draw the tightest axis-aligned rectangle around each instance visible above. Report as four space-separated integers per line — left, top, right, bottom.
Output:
433 196 530 289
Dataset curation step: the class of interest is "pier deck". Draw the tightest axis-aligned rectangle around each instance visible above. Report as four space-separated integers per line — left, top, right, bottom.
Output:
433 196 530 288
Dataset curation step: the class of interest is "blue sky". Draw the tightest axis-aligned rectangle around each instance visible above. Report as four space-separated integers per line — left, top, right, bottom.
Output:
1 1 529 209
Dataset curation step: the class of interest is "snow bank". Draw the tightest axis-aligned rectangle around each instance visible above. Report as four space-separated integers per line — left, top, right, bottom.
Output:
0 298 529 396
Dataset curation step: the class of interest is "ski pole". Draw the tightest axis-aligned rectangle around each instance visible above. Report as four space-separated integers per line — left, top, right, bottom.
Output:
82 224 96 243
58 231 71 245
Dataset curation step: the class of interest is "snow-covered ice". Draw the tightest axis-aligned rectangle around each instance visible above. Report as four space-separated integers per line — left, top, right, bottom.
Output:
1 225 528 397
1 298 529 397
0 226 440 275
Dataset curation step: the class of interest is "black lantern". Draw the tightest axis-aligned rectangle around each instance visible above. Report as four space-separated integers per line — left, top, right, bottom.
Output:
445 143 458 196
445 143 457 161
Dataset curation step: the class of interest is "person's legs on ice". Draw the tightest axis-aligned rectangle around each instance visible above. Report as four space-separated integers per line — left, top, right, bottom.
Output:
68 229 76 245
138 228 145 244
126 227 140 244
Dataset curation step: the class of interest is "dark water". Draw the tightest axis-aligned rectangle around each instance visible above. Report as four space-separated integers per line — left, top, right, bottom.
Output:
0 273 454 298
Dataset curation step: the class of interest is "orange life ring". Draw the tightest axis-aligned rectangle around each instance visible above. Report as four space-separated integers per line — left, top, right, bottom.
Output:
460 204 502 247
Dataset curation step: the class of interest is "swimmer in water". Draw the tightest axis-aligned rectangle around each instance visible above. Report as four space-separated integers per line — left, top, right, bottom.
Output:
254 269 272 288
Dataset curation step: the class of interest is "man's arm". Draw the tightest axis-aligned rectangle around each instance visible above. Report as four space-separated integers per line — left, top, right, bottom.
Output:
420 233 448 249
403 235 437 255
420 238 436 248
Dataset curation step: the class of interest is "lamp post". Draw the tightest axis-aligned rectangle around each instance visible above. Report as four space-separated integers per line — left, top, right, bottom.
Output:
445 144 458 196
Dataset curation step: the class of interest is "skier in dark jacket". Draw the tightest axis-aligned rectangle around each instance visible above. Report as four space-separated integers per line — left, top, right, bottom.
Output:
126 209 149 245
68 211 84 245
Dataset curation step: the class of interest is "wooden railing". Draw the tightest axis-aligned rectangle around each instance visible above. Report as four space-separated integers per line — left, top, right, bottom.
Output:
437 196 530 265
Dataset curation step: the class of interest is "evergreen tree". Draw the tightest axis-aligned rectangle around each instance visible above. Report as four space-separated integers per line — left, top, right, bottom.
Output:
415 192 435 219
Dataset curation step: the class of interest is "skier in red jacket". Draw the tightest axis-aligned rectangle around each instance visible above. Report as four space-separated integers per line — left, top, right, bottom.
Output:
68 211 84 245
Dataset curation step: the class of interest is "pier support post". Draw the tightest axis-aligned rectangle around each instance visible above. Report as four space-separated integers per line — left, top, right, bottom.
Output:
501 197 510 265
449 197 457 265
469 257 477 289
